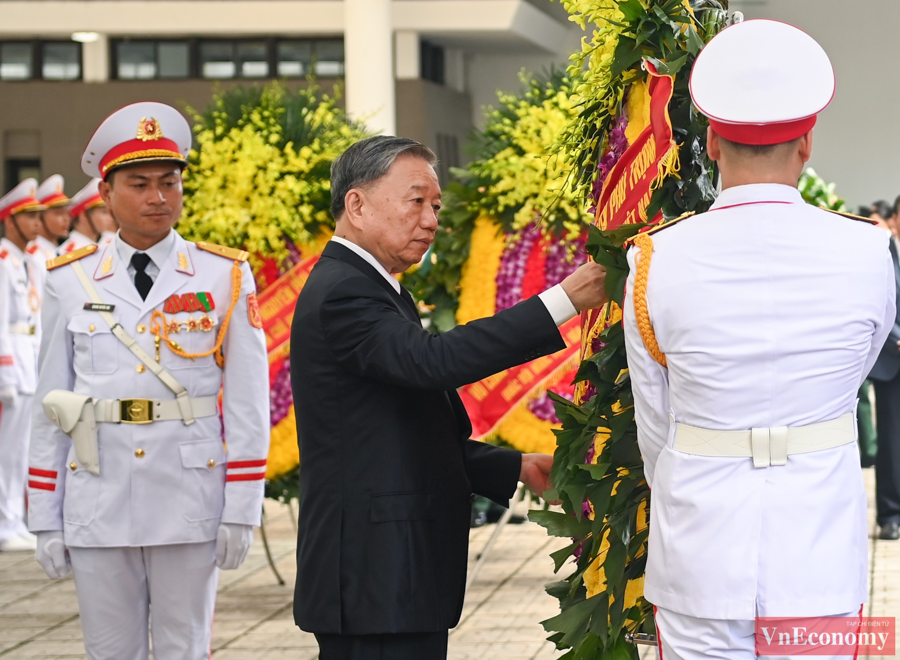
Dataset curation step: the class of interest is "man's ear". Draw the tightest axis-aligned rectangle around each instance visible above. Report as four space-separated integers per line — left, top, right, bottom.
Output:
797 130 814 164
98 179 113 207
707 126 722 162
343 188 366 230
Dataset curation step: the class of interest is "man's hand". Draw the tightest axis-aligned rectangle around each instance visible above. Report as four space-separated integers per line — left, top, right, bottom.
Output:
215 523 254 570
519 454 560 504
560 262 608 313
36 531 70 579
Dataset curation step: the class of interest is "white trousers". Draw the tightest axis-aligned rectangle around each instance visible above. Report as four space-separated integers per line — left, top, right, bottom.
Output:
68 542 218 660
655 607 861 660
0 394 32 541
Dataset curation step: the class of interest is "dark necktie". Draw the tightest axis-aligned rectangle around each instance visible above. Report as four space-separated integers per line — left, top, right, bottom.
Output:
131 253 153 300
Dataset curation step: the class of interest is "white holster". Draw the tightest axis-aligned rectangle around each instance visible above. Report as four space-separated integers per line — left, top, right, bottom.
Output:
43 390 100 476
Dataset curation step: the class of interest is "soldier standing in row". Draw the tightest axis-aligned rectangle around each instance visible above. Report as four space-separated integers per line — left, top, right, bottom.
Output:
624 21 893 659
28 102 270 659
0 179 43 552
33 174 71 262
59 178 116 253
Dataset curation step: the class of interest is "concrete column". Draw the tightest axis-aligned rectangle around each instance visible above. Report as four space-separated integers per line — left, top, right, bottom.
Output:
395 30 420 80
81 33 109 83
445 47 465 93
344 0 395 135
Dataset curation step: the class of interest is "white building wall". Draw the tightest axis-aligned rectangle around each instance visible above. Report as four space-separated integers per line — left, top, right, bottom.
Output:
732 0 899 208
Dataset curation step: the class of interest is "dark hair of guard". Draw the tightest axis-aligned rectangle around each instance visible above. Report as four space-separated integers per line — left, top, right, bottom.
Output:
871 199 894 220
330 136 436 221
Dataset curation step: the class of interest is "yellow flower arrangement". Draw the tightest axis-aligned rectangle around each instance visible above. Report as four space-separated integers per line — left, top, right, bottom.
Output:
266 405 300 480
456 215 506 325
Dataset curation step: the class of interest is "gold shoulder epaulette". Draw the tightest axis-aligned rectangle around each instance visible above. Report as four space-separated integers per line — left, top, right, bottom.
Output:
46 244 99 271
625 211 695 247
196 241 249 262
823 208 878 225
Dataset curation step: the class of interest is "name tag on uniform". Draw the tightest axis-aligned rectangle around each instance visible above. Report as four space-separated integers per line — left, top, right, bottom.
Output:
83 303 115 312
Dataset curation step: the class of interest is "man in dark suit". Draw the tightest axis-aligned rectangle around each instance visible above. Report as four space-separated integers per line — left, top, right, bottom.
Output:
870 199 900 540
290 136 607 659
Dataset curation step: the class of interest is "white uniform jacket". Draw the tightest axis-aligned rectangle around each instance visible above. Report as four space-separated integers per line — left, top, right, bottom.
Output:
624 184 895 620
27 231 270 548
29 234 59 263
58 230 94 255
0 238 41 395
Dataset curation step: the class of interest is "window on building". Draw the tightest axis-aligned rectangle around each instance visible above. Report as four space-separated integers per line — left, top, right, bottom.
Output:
158 42 190 78
421 41 444 85
200 41 236 79
435 134 460 185
42 42 81 80
5 159 41 194
108 38 344 81
277 41 312 77
314 40 344 77
238 42 269 78
0 43 33 80
114 41 190 80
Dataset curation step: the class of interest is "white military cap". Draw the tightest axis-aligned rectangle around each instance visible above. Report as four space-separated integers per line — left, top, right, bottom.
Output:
37 174 70 208
0 178 45 220
81 101 191 180
690 19 835 145
69 178 105 218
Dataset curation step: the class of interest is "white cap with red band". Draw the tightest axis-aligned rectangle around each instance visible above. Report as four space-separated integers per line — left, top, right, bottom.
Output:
81 101 191 180
69 178 105 218
0 178 45 220
690 19 835 146
37 174 70 209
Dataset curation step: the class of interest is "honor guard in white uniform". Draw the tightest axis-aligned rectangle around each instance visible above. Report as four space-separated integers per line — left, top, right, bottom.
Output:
59 178 114 254
31 175 70 263
27 102 270 660
0 179 44 552
623 21 895 660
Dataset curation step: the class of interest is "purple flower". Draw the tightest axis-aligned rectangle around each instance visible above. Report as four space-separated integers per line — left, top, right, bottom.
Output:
589 115 630 215
495 223 541 311
269 358 293 427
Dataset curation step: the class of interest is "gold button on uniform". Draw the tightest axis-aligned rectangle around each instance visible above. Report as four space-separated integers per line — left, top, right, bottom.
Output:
69 462 77 471
207 459 216 469
136 364 146 374
135 448 145 458
137 324 146 334
88 325 96 332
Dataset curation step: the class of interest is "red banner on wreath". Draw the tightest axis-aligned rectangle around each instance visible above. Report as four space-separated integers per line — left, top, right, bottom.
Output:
576 64 678 404
594 63 676 231
259 254 320 379
459 316 581 439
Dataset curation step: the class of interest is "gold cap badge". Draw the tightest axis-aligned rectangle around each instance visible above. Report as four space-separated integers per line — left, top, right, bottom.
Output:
136 117 164 142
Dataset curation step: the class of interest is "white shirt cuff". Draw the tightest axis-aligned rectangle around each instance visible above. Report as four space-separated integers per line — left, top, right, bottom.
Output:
538 285 578 327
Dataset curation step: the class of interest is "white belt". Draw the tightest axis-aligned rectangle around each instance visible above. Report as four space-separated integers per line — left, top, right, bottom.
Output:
674 413 855 468
9 323 35 335
92 395 218 424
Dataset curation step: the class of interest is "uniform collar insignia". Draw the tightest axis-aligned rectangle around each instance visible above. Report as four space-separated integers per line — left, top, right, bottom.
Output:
93 244 117 280
175 248 194 276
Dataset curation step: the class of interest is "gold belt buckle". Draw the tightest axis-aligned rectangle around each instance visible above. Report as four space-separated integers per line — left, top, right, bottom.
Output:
28 325 35 335
120 399 154 424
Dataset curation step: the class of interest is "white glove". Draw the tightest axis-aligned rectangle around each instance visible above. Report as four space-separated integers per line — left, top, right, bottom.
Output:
0 385 18 407
215 523 253 570
36 531 70 579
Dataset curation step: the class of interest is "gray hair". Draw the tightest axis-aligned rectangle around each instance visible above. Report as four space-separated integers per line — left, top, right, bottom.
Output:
330 136 436 220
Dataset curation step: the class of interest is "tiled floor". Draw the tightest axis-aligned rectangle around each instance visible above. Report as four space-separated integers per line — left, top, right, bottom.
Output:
0 468 893 659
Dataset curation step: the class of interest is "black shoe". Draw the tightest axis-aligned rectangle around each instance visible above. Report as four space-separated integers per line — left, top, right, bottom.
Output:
879 522 900 540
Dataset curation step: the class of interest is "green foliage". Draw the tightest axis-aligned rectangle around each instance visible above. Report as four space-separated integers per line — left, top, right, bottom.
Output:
180 82 370 269
530 2 730 658
799 167 848 212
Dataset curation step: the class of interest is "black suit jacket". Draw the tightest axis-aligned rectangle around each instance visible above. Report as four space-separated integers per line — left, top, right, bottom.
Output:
869 240 900 382
290 241 565 635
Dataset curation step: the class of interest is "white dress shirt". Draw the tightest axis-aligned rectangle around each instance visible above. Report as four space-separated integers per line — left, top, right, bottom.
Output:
117 230 176 284
330 236 577 327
